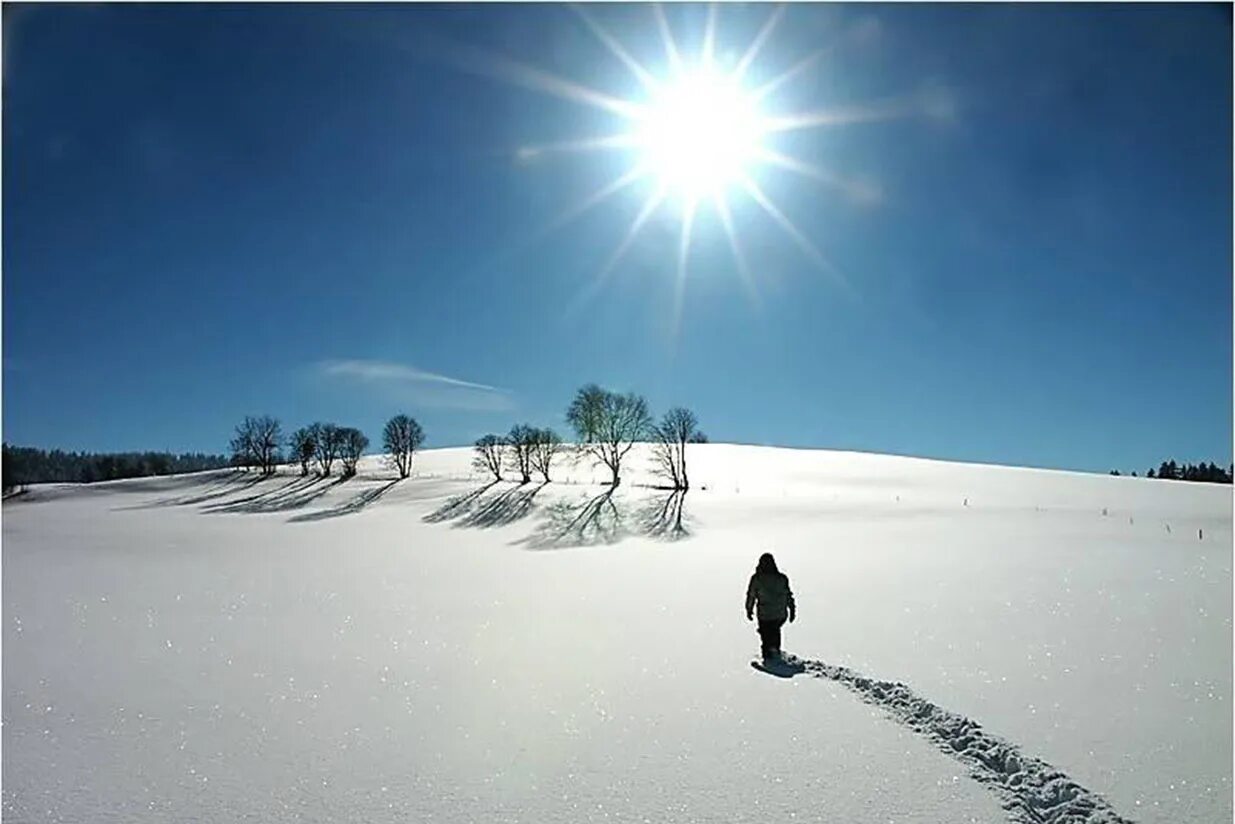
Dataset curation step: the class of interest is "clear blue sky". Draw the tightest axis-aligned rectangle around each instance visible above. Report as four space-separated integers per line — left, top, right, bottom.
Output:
3 3 1231 473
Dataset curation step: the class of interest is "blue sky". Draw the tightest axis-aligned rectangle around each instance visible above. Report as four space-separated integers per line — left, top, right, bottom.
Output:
3 3 1231 473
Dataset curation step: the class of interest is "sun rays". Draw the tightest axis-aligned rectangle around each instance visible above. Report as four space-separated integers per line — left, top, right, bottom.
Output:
445 4 937 322
633 64 765 203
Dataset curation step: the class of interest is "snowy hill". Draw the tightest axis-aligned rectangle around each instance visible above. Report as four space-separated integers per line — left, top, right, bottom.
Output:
3 444 1230 823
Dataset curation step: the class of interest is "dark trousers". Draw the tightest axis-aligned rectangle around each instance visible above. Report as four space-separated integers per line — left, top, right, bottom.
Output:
757 618 785 658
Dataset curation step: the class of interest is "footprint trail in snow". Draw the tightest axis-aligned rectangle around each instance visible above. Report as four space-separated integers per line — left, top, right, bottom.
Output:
784 656 1135 824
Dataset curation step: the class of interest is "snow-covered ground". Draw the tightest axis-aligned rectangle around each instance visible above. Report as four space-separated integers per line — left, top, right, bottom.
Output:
3 445 1231 823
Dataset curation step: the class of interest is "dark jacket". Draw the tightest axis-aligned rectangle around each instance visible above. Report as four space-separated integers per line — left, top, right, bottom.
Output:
746 571 795 622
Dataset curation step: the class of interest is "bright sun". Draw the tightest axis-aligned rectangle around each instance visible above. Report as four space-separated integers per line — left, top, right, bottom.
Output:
634 67 766 203
475 5 932 328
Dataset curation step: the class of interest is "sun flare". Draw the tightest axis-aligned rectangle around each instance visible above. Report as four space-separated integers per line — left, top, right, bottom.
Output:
633 67 766 204
460 4 936 328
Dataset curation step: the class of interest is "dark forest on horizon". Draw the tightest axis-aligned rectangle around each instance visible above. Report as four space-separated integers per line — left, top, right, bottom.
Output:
2 444 230 491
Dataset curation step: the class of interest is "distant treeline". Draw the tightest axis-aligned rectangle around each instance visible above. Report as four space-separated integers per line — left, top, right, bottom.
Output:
1110 460 1232 483
2 444 230 490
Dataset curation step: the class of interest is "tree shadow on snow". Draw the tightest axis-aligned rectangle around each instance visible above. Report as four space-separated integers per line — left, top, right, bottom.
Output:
515 487 694 550
635 488 690 540
115 471 264 510
287 478 401 522
203 475 348 515
457 482 547 528
423 482 693 549
200 474 313 512
518 487 625 549
422 481 546 529
101 469 235 496
422 481 499 523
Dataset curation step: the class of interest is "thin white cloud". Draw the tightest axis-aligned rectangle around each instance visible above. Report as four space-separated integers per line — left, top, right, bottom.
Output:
318 359 503 392
315 359 513 412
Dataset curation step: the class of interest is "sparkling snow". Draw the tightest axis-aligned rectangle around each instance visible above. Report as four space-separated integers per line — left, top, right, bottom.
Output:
3 445 1230 822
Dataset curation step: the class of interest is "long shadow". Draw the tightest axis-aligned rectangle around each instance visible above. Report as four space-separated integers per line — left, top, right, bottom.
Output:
116 471 263 510
287 478 401 523
204 475 344 515
762 655 1133 824
200 475 313 513
421 484 693 548
96 471 229 496
458 482 547 528
423 481 499 523
635 488 689 540
518 487 624 550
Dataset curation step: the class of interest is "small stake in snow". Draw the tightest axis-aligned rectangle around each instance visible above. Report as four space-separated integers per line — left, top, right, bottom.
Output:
1199 528 1203 541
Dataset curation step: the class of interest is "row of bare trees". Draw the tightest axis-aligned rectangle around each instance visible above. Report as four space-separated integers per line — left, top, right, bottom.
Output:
285 423 369 478
231 414 425 479
569 384 705 489
473 427 564 483
235 387 696 488
472 384 704 489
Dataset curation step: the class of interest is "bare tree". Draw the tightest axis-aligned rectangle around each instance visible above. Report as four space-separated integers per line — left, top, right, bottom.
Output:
383 414 424 479
232 415 282 475
530 427 563 483
473 434 506 480
338 427 369 477
568 387 651 487
651 407 699 490
255 416 283 475
507 424 537 484
688 431 708 444
229 428 256 472
289 427 317 477
309 422 342 477
566 383 607 444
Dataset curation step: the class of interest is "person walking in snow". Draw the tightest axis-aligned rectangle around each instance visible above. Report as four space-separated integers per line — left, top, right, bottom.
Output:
746 553 796 661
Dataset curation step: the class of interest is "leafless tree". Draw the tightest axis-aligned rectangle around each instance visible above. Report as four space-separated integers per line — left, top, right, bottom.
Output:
507 424 538 484
530 427 563 483
651 407 699 490
568 387 650 487
231 415 282 475
383 414 424 479
309 422 342 477
289 427 316 477
566 383 607 444
473 434 506 480
254 416 283 475
688 431 708 444
229 430 255 472
338 427 369 477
